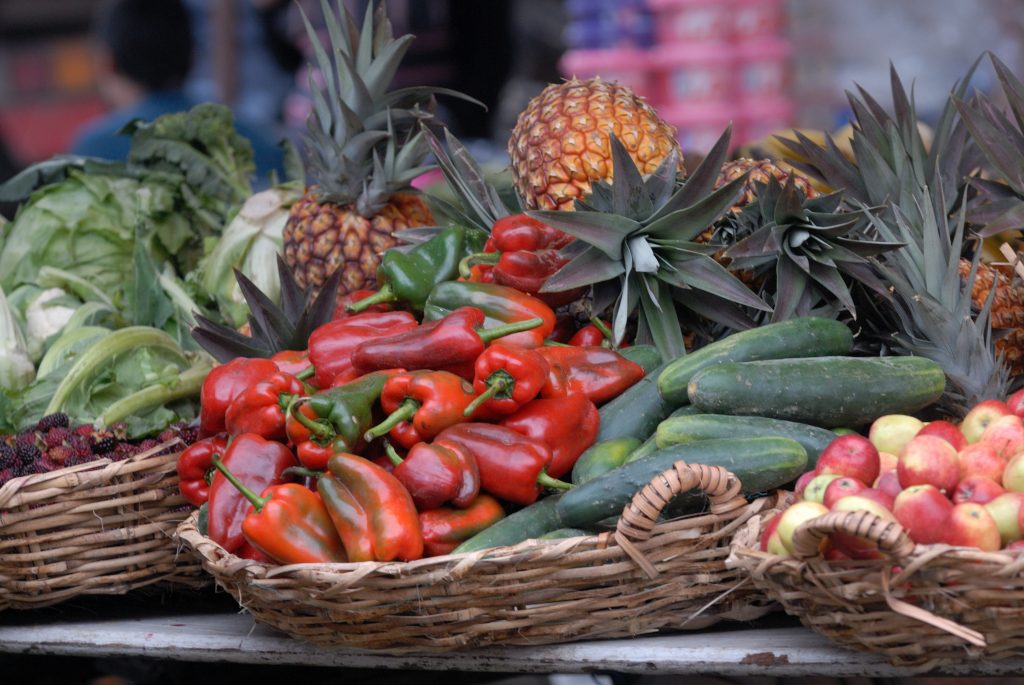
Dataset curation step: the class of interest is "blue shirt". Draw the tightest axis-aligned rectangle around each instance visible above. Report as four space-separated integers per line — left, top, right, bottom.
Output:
70 90 285 182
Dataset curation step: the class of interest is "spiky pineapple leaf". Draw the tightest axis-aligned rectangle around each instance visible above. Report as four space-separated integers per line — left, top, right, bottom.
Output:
639 276 686 359
529 210 638 260
648 125 732 223
542 245 627 292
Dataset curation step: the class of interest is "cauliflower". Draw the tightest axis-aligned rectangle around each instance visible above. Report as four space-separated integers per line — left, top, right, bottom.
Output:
26 288 77 352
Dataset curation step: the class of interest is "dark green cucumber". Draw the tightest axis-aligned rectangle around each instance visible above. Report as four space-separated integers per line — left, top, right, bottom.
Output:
556 437 808 528
625 434 659 464
539 528 594 540
657 318 854 404
453 495 564 553
572 436 643 485
687 356 946 429
596 360 675 442
618 345 663 374
656 414 838 470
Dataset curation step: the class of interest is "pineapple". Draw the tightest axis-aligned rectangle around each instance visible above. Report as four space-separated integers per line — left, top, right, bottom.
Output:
508 77 682 211
716 158 819 211
960 259 1024 375
282 1 447 297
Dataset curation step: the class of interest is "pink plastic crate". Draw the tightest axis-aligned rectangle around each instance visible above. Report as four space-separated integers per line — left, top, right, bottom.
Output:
659 101 735 153
648 0 733 43
735 98 794 148
560 48 656 102
732 0 786 39
735 38 792 99
651 42 734 105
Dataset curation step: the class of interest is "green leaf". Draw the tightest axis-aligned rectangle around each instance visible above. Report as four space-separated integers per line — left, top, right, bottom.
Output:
129 223 174 330
608 136 648 218
638 276 685 361
628 235 659 273
541 245 625 292
527 210 637 260
660 255 772 311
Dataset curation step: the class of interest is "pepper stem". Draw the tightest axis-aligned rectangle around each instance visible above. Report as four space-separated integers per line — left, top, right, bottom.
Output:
463 373 511 417
476 317 544 344
537 471 573 491
363 398 420 442
459 252 501 279
211 455 270 511
295 365 316 381
282 466 323 480
346 283 396 313
383 441 404 466
286 396 335 440
590 316 617 349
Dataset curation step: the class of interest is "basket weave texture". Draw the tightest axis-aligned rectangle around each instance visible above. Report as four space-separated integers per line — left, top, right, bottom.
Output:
728 508 1024 669
0 441 206 610
177 461 781 652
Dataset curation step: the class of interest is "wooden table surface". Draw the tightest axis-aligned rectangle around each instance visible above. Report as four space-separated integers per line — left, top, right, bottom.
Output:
2 593 1024 677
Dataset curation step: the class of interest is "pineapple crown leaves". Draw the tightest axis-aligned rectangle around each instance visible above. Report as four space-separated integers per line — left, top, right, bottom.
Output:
724 177 902 321
865 187 1012 416
780 61 980 229
532 126 773 359
191 255 341 362
954 52 1024 236
297 0 482 212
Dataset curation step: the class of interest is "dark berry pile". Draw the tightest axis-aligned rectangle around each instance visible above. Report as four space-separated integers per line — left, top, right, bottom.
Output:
0 414 199 486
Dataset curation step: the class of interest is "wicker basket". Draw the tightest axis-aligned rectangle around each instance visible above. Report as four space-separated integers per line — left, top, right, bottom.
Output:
177 461 782 652
728 508 1024 669
0 440 206 610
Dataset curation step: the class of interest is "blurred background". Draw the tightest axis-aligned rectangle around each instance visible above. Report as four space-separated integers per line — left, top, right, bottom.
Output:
2 0 1024 184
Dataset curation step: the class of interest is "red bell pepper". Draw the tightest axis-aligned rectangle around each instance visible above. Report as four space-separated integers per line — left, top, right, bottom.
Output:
207 433 298 554
211 456 347 564
332 289 391 320
176 434 229 507
419 494 505 556
500 395 600 479
548 314 579 344
365 370 479 449
463 343 549 418
435 423 571 505
321 452 424 562
383 441 480 510
270 349 314 377
350 307 544 380
537 346 645 405
568 318 629 349
199 357 279 437
307 310 418 388
224 371 307 440
423 282 557 349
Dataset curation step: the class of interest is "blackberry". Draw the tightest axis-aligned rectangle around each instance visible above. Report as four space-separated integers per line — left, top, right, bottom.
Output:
36 413 70 431
0 444 16 469
157 428 177 443
15 431 39 447
111 422 129 440
113 443 137 461
176 425 200 446
68 434 92 458
43 427 71 449
74 424 95 437
138 439 160 453
0 467 13 485
47 445 74 465
16 442 41 466
92 436 117 455
34 456 60 473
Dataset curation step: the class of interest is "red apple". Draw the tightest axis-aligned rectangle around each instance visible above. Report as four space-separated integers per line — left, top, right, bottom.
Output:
957 442 1006 483
857 487 896 511
897 434 961 494
817 434 881 486
960 399 1013 443
878 451 899 474
1003 452 1024 492
952 476 1006 505
776 501 829 555
793 470 818 498
942 502 1002 551
825 547 852 561
802 473 841 503
1007 388 1024 418
823 477 867 509
759 511 783 552
869 414 924 457
893 484 954 545
874 470 903 500
917 420 968 451
983 492 1024 545
830 495 896 559
979 414 1024 460
1005 540 1024 551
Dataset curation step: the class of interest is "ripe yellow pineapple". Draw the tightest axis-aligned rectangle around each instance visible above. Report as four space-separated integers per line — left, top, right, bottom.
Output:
508 77 682 210
960 259 1024 375
717 157 819 211
282 1 439 297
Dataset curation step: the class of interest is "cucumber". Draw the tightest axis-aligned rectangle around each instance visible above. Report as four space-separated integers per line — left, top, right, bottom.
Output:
453 495 564 553
572 436 642 485
657 318 854 404
687 356 946 429
656 414 838 470
625 434 659 464
556 437 808 528
539 527 595 540
596 360 675 442
618 345 663 374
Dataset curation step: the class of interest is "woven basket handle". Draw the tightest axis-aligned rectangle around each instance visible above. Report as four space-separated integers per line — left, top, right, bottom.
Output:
790 509 915 560
614 460 746 578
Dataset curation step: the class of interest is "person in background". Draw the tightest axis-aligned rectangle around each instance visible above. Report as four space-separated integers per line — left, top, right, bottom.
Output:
70 0 284 179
